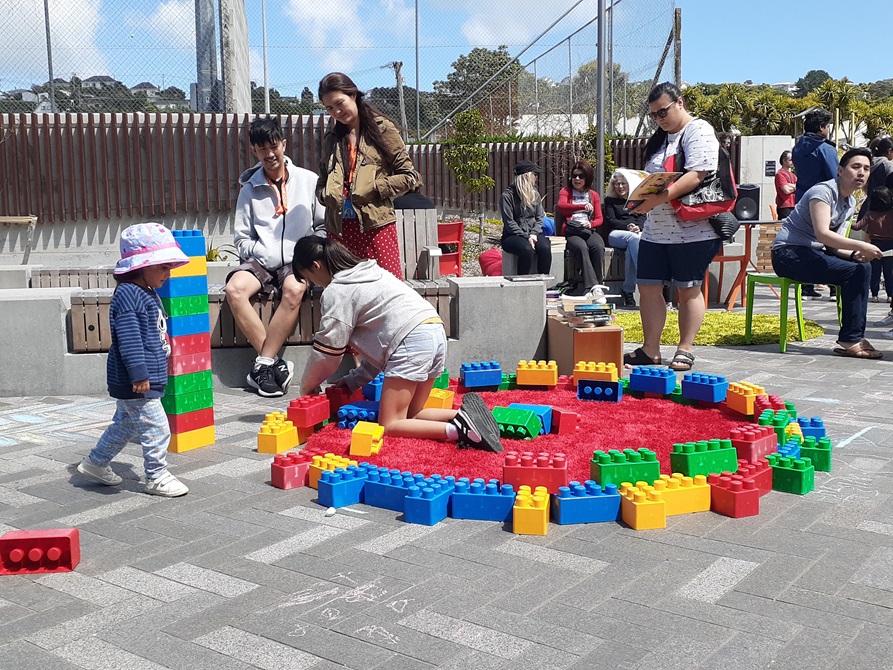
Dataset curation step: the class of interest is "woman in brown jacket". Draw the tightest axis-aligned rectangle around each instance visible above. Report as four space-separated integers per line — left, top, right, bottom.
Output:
317 72 417 279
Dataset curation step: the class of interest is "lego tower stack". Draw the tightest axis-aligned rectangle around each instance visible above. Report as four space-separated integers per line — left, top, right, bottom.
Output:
159 230 216 452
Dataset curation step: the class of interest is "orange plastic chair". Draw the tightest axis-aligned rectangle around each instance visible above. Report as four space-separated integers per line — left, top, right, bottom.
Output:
437 221 464 276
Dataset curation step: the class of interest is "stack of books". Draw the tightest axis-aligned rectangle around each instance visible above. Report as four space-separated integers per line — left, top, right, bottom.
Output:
559 299 615 327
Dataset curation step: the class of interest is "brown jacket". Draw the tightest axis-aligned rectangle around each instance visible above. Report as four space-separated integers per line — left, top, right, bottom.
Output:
316 117 416 235
856 209 893 241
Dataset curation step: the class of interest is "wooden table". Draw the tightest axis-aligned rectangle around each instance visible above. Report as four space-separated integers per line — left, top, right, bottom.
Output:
546 317 624 375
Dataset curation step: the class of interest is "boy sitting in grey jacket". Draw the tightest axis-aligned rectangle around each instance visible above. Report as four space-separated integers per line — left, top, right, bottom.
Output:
225 117 325 397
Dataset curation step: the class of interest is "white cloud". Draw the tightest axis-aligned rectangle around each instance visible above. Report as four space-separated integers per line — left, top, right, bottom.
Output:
130 0 196 51
0 0 106 87
249 47 265 86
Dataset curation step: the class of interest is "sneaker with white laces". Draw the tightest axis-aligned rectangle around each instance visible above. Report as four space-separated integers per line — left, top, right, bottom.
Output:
873 312 893 327
451 392 503 453
247 362 283 398
271 358 295 394
146 472 189 497
77 457 123 486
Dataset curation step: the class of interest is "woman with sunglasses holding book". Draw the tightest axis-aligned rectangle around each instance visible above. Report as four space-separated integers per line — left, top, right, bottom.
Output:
623 82 722 372
555 159 607 297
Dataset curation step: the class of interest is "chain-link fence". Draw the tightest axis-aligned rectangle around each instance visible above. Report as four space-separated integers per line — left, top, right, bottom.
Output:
0 0 674 138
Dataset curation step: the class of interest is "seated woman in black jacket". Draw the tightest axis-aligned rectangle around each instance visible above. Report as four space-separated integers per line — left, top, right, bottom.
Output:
500 160 551 275
602 169 646 305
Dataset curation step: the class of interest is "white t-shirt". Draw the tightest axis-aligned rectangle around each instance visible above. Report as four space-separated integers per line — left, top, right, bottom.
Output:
641 118 720 244
569 191 591 226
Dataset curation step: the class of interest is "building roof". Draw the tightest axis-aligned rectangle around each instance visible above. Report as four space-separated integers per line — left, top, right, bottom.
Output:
83 75 118 83
131 82 159 91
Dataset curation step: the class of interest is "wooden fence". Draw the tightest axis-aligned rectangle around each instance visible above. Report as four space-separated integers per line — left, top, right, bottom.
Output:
4 112 734 224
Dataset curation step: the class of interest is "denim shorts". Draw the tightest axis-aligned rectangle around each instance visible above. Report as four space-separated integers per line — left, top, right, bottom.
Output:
637 238 722 288
226 259 295 299
384 322 446 382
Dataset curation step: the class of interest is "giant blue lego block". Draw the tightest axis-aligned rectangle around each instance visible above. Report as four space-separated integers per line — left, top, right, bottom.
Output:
363 374 384 402
317 465 371 508
157 274 209 299
552 481 621 525
777 440 801 460
628 366 676 395
450 478 515 522
404 476 456 526
797 417 826 440
171 229 207 257
336 401 380 429
577 379 623 402
363 468 414 512
507 403 552 434
166 312 211 338
680 373 728 403
459 361 503 388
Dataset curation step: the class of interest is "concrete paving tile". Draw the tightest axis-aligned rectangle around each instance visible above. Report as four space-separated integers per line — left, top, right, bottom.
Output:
794 547 868 595
154 562 260 597
657 597 802 642
781 586 893 627
279 503 372 530
332 611 464 664
718 590 865 636
511 643 583 669
385 545 510 580
104 630 253 670
0 578 81 612
97 566 198 602
0 640 84 670
398 609 533 660
298 574 415 629
675 556 761 604
0 598 33 626
568 640 648 669
245 526 346 564
733 553 813 599
464 604 602 655
56 494 160 526
25 597 161 650
74 517 168 545
54 635 183 669
831 622 893 670
161 586 288 642
106 534 240 575
355 523 440 556
691 632 788 670
183 457 269 480
851 546 893 592
489 568 588 615
94 591 226 644
370 653 436 669
768 625 854 670
35 571 136 606
435 649 509 669
494 537 610 575
336 549 454 584
126 514 218 542
839 581 893 609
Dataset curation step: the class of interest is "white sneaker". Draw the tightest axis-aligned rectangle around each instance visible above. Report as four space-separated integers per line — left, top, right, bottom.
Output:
77 458 123 486
879 329 893 340
587 285 609 305
146 472 189 497
873 312 893 327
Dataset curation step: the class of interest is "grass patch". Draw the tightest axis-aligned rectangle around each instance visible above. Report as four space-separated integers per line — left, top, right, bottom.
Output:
612 311 825 346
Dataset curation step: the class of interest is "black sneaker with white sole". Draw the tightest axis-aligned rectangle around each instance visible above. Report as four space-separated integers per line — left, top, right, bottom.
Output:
451 392 503 453
247 363 283 397
272 358 294 394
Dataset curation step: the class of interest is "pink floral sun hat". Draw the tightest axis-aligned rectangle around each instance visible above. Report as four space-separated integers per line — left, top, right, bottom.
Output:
114 223 190 275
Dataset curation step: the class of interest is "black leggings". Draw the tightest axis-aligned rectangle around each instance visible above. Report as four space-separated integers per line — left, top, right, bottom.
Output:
565 228 605 288
502 234 552 275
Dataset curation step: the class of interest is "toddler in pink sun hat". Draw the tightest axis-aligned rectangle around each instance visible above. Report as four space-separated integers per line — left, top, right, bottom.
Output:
77 223 193 497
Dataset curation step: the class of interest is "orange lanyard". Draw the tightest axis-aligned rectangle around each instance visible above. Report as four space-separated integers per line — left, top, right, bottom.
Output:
266 171 288 216
346 141 358 188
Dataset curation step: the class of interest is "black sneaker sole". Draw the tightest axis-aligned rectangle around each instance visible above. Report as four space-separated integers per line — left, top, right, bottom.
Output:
460 393 503 453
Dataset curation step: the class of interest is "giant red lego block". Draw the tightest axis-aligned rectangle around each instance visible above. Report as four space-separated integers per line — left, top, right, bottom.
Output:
168 332 211 357
287 395 331 429
167 407 215 434
168 350 212 376
707 472 760 518
736 457 772 496
753 394 787 418
270 449 327 490
502 451 569 494
0 528 80 575
729 425 777 463
325 386 363 420
551 407 578 435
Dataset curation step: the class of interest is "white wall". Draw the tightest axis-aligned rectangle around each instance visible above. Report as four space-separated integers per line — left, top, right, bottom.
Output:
739 135 795 221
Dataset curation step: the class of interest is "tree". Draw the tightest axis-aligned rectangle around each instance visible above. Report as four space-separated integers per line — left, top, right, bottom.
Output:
301 87 314 108
443 109 494 215
160 86 186 100
793 69 831 98
865 78 893 101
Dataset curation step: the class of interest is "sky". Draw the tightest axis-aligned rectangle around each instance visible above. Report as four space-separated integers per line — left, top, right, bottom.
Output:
0 0 887 96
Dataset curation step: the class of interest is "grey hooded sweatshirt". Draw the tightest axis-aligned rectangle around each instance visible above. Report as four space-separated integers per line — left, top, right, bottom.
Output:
234 158 325 270
300 260 440 393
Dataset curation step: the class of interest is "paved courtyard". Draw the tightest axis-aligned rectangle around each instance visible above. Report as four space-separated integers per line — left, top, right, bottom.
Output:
1 294 893 670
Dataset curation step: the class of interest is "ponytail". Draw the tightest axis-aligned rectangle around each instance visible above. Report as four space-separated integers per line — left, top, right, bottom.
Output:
293 235 362 277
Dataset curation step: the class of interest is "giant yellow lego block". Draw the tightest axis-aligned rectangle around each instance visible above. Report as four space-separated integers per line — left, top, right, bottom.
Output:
573 361 619 383
257 412 298 454
350 421 384 457
308 453 358 489
785 422 803 441
169 255 209 278
424 388 455 410
516 360 559 387
512 485 549 535
619 482 666 530
651 473 710 516
725 382 767 417
169 425 216 453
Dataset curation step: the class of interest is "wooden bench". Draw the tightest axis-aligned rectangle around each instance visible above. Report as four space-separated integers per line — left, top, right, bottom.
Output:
396 208 441 280
0 216 38 265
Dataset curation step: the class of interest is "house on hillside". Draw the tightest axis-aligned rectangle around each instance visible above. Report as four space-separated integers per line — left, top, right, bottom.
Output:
131 82 159 99
82 75 120 90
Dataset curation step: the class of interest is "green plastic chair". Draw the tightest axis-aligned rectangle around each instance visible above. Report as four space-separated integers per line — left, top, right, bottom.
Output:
746 273 842 352
745 274 806 353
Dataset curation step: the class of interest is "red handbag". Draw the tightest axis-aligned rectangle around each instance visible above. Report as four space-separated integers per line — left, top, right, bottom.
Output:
663 125 738 222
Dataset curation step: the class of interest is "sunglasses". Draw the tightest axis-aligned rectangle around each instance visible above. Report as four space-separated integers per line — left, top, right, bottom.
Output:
572 173 585 178
648 101 675 120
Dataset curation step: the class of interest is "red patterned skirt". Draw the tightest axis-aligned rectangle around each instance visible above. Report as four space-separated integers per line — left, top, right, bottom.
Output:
333 219 403 280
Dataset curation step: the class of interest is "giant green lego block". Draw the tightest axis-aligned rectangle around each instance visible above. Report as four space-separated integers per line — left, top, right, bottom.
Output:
799 436 832 472
160 294 210 318
161 388 214 415
758 409 793 444
668 382 696 406
166 369 213 396
498 373 518 391
492 407 542 440
590 448 660 488
433 370 450 389
766 454 815 494
670 439 739 478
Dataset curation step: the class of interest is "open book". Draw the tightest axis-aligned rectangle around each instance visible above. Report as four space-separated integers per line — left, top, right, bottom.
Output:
625 171 682 211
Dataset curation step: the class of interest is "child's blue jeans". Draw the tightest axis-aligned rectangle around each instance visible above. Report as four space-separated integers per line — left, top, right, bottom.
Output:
88 398 170 480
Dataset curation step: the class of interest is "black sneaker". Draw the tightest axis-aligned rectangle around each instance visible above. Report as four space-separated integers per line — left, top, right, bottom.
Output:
620 290 637 307
800 285 822 298
272 358 294 394
451 392 503 453
247 363 283 398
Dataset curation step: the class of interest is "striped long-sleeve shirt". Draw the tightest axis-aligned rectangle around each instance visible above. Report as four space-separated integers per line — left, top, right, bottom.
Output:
107 282 170 399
